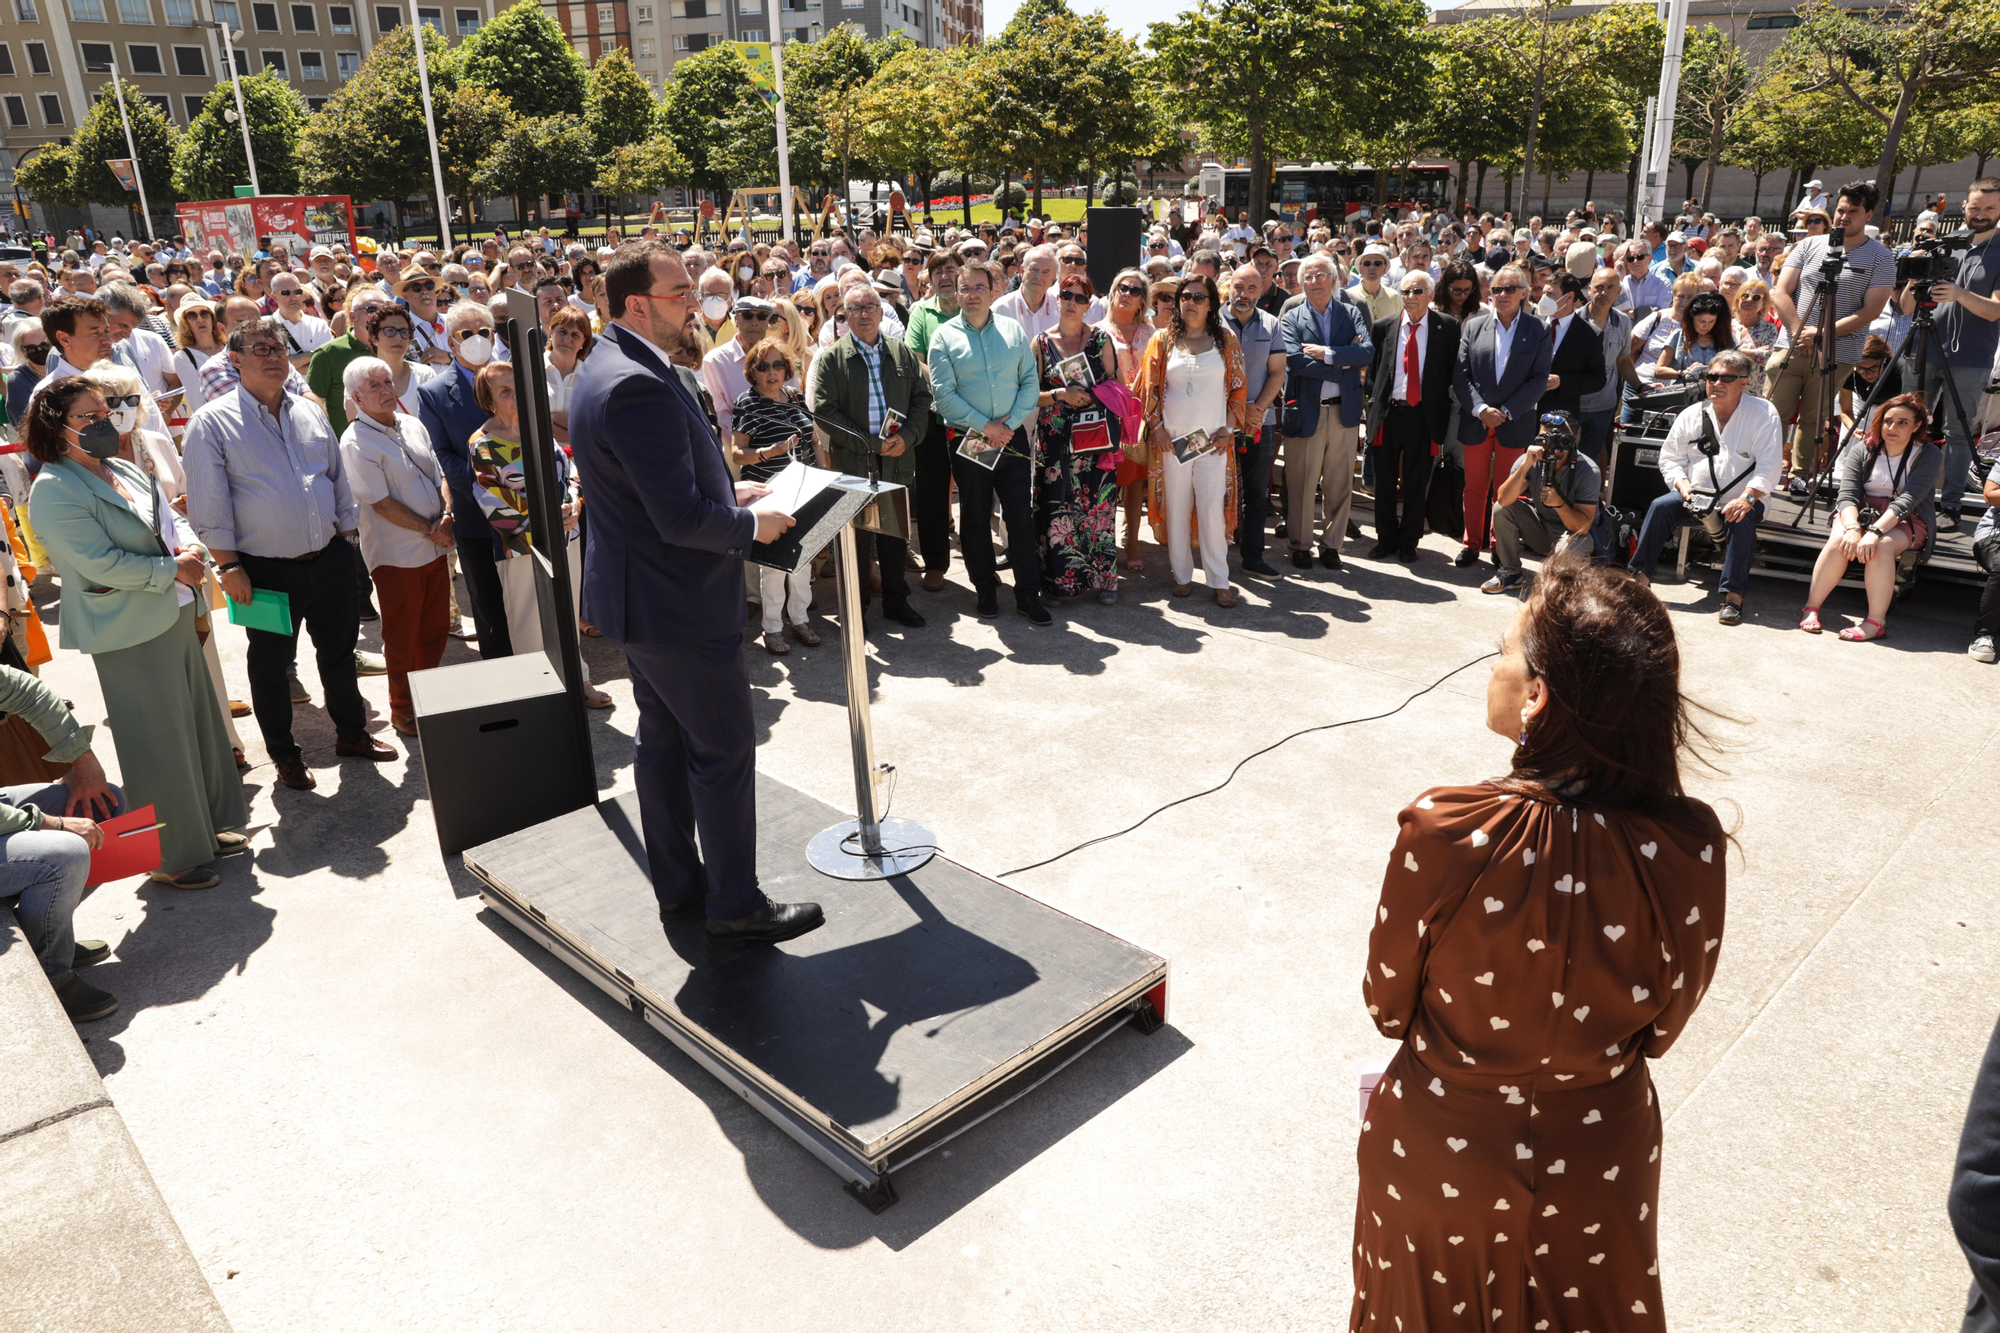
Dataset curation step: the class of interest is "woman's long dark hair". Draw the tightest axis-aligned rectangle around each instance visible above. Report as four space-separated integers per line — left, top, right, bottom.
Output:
1168 272 1229 345
1684 291 1736 350
1500 552 1727 841
22 375 98 465
1436 258 1483 321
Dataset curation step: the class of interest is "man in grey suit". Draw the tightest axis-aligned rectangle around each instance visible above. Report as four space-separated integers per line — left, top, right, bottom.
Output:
1452 263 1553 568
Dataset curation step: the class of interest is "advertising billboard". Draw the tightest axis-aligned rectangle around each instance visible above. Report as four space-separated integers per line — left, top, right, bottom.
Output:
174 194 356 258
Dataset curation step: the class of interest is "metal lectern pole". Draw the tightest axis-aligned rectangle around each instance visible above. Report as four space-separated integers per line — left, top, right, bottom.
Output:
805 517 937 881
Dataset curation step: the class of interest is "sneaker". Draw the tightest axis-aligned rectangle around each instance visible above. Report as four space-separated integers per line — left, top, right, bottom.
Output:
1097 589 1118 605
1719 600 1744 626
1937 509 1962 533
52 971 117 1023
1787 477 1811 500
1481 570 1527 595
73 940 111 968
354 649 388 676
1971 635 1998 664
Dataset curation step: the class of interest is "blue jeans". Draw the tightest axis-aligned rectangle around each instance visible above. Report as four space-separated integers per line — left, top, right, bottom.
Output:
1237 424 1278 563
1 780 127 977
1577 407 1616 465
1627 493 1765 597
1902 358 1990 513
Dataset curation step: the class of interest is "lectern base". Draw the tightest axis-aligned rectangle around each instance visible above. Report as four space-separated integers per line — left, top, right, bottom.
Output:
806 816 938 880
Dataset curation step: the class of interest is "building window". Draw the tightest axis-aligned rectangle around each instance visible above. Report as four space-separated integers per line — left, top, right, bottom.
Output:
416 5 440 30
374 4 396 30
25 42 50 73
119 0 152 21
163 0 194 21
335 48 357 76
3 95 27 126
670 0 703 15
251 1 277 27
12 0 33 18
172 43 205 74
738 26 763 39
0 46 12 76
142 92 168 115
299 47 322 75
635 35 651 54
38 92 63 124
328 3 351 30
1745 13 1800 27
128 42 164 71
306 94 326 109
291 2 314 28
260 47 286 75
230 47 248 72
212 0 238 24
69 0 107 20
182 92 204 119
80 41 114 66
633 3 649 19
595 1 610 19
455 6 476 33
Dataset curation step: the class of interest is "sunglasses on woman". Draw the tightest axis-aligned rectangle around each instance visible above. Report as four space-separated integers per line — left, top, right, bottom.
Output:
1178 292 1211 304
101 393 143 409
1116 284 1147 298
1058 291 1092 304
751 360 788 374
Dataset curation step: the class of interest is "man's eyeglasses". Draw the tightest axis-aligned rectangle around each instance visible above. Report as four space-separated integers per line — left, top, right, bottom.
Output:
1701 371 1746 384
1360 258 1387 267
239 342 288 359
736 311 771 322
1491 284 1523 295
421 263 442 273
1060 255 1087 265
1400 288 1428 298
272 287 302 298
750 360 788 374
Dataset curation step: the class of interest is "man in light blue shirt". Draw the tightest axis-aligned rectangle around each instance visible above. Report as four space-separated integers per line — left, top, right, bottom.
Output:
926 258 1046 624
183 317 394 790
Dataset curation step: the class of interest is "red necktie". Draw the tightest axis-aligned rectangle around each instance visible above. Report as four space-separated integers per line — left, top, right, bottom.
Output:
1403 321 1421 407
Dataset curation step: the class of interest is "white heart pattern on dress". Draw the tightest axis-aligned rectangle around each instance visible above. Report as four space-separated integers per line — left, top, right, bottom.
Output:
1386 1184 1402 1199
1476 972 1495 985
1522 848 1536 866
1442 1183 1460 1197
1584 1223 1601 1234
1490 1016 1511 1030
1552 991 1564 1006
1434 1271 1447 1284
1418 920 1427 938
1686 906 1700 924
1583 1109 1602 1124
1448 1137 1467 1152
1516 1143 1532 1159
1604 1166 1620 1181
1553 874 1575 894
1500 1086 1525 1105
1707 938 1720 951
1603 925 1626 941
1632 986 1650 1002
1547 1160 1565 1174
1526 939 1546 953
1470 828 1489 847
1454 1301 1467 1314
1633 1302 1648 1315
1588 1253 1606 1265
1393 1139 1406 1156
1439 989 1453 1003
1484 896 1504 913
1564 1288 1580 1299
1701 844 1713 863
1449 1236 1464 1245
1379 906 1388 922
1640 841 1657 859
1430 1078 1446 1096
1405 852 1419 872
1573 1005 1591 1021
1381 964 1397 978
1494 1199 1511 1210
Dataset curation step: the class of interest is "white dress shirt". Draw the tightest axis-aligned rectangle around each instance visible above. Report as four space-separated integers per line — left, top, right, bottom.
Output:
1492 310 1521 383
1391 315 1428 404
1659 396 1783 500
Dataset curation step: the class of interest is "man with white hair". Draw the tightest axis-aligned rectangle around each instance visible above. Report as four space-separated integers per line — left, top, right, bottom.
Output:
991 244 1063 341
417 300 511 659
1277 252 1373 570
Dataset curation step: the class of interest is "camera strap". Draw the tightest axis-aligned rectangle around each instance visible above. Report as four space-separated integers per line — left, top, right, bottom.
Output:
1698 405 1760 502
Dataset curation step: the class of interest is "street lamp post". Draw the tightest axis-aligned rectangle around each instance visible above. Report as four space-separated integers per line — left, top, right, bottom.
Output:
197 14 260 196
85 53 154 240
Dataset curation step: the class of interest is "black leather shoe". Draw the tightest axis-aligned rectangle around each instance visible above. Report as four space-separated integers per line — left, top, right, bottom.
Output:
707 897 826 946
659 899 704 926
1367 541 1397 560
1241 559 1281 578
1453 547 1480 568
73 940 111 968
884 603 927 628
52 971 117 1023
1319 547 1343 570
1398 547 1419 565
1018 603 1053 627
976 589 1000 618
1290 549 1313 569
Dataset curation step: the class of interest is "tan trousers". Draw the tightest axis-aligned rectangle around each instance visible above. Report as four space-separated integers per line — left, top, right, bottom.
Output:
1765 350 1857 474
1283 410 1359 553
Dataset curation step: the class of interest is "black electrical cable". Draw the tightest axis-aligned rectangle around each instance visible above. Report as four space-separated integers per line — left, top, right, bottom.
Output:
997 650 1501 877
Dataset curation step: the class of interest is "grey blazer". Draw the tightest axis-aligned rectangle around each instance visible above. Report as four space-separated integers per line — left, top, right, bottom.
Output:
1835 438 1941 546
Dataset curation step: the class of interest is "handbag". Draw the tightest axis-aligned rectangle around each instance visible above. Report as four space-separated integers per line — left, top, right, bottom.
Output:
1126 419 1152 466
1426 455 1465 542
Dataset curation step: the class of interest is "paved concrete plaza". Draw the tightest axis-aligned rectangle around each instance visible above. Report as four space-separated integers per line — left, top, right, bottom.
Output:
37 537 2000 1332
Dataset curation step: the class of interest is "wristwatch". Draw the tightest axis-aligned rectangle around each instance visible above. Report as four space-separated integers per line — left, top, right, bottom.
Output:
217 561 243 574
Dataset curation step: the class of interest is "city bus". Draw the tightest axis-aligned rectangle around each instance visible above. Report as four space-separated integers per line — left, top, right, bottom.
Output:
1197 162 1454 221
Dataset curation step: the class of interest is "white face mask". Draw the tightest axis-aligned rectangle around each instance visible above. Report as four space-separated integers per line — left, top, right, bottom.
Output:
457 333 493 366
110 406 139 434
700 295 730 323
739 266 755 282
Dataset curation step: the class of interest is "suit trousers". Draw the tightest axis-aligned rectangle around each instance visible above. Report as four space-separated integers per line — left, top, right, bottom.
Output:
1283 410 1358 553
1236 424 1278 564
621 633 762 921
854 530 912 610
912 412 954 572
952 433 1041 610
1462 438 1525 552
456 533 514 659
1372 404 1435 553
239 539 368 760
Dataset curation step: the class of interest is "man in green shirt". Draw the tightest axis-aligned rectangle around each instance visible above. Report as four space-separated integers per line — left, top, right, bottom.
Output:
902 249 962 590
307 286 393 439
0 664 124 1023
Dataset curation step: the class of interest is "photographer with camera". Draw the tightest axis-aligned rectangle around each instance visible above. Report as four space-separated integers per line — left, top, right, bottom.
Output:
1895 177 2000 532
1770 181 1898 490
1798 393 1941 642
1481 410 1600 596
1625 349 1783 624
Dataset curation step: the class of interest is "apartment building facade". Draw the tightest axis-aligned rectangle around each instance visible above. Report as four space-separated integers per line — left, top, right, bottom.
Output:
619 0 979 92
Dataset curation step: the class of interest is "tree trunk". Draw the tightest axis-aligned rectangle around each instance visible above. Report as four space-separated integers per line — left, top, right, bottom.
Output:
1455 158 1471 215
1518 18 1550 219
1749 171 1764 219
1501 170 1516 217
1248 116 1270 230
1780 167 1798 215
1872 80 1921 223
1032 164 1043 217
962 162 973 228
1474 160 1488 212
1000 168 1011 219
1584 167 1595 208
840 151 853 230
1625 152 1640 224
1701 120 1725 210
1540 169 1552 216
1084 161 1095 208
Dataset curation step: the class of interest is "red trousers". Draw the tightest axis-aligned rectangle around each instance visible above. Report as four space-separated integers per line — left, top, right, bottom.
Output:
1462 436 1525 552
370 557 449 718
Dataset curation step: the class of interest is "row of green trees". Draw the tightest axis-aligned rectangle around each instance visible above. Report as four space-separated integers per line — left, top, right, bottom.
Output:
18 0 1999 236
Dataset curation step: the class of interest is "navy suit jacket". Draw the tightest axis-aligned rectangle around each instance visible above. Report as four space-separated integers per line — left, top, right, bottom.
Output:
1453 309 1554 449
1278 295 1372 436
416 363 497 552
568 322 757 644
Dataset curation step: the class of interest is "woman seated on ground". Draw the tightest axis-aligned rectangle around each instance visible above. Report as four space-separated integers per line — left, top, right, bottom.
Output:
728 338 819 655
467 362 612 708
1654 290 1734 384
24 376 248 890
1800 392 1941 642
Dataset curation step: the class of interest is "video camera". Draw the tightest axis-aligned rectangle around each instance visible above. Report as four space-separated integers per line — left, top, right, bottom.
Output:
1896 229 1974 306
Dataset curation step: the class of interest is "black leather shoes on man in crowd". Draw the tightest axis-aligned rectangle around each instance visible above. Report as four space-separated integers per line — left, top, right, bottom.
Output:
705 897 826 946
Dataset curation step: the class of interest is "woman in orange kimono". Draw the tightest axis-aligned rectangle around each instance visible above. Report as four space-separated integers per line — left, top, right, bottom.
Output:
1354 554 1728 1333
1135 273 1248 605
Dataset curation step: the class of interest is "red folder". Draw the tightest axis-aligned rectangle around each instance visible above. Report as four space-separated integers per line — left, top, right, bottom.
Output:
86 805 163 886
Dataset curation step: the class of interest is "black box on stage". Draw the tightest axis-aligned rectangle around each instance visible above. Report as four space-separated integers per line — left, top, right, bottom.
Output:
410 653 596 856
1086 207 1143 297
1609 427 1673 513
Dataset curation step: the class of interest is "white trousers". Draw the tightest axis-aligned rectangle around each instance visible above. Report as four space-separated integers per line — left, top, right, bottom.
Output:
1163 449 1230 590
758 564 812 633
498 545 592 683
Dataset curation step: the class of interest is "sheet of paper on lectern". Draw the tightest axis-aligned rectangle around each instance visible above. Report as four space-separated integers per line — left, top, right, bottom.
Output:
748 462 873 572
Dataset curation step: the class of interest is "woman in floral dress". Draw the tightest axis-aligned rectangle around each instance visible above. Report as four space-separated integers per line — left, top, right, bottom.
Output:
1033 273 1124 603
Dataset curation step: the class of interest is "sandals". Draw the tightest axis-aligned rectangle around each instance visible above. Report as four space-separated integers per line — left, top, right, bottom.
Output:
787 622 822 647
761 631 791 655
1171 583 1192 598
1838 617 1887 642
1799 607 1822 634
1213 588 1237 608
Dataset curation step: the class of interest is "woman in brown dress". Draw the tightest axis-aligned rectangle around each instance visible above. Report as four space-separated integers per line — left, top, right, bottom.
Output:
1353 555 1728 1333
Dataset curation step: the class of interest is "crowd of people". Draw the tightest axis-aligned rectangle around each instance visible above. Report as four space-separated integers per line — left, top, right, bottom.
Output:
0 170 1993 1023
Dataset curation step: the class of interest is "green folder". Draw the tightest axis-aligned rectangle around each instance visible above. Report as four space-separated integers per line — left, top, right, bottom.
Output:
226 588 293 636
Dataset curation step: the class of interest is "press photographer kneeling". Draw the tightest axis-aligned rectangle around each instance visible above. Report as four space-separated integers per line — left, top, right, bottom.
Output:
1798 392 1940 642
1482 410 1600 596
1625 348 1783 624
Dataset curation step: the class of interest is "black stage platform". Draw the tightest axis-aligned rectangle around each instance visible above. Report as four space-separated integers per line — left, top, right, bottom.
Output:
463 778 1169 1212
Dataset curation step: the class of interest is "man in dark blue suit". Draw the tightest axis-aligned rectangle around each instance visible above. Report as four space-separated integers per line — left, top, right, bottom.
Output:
567 239 821 946
1451 263 1553 567
1277 253 1372 571
417 301 512 658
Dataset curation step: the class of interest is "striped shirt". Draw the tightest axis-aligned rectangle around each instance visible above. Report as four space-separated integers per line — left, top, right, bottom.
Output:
731 388 815 483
